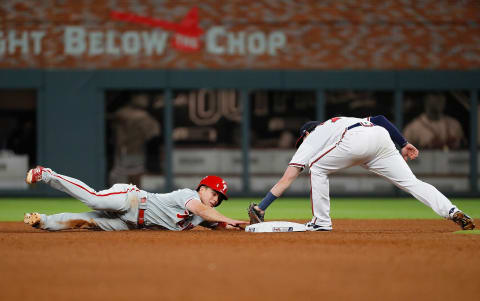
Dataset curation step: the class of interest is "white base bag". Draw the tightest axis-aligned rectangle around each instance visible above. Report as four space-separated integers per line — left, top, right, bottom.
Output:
245 221 306 233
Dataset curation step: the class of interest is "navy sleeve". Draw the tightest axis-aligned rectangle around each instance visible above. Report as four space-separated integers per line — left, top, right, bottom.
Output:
370 115 408 147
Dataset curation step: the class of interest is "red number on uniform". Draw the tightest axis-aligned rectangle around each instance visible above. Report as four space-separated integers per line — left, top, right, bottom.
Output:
319 117 342 126
177 210 189 219
177 210 192 228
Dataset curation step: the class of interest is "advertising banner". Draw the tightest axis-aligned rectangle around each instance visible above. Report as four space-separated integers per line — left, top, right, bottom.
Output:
0 0 479 69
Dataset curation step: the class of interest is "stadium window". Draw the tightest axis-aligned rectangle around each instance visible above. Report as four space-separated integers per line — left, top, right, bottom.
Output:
402 90 471 193
0 89 37 190
171 89 243 193
104 90 163 190
249 90 316 194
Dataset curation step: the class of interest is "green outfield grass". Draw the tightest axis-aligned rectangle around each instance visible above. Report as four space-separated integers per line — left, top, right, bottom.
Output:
0 197 479 222
454 229 480 234
219 198 480 220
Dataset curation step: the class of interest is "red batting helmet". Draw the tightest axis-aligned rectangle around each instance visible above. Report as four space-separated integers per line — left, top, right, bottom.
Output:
196 175 228 206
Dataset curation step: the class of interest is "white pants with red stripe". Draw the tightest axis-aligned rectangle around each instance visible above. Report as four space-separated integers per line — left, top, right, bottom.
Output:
308 126 457 228
38 169 142 231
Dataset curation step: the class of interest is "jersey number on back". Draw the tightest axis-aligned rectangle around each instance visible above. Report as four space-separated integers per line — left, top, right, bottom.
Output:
320 117 342 126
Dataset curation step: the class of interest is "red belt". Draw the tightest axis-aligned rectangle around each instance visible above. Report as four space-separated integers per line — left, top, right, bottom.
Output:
138 197 147 228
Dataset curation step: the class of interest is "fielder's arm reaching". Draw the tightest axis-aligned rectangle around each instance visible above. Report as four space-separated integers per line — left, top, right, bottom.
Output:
187 199 247 229
258 115 418 211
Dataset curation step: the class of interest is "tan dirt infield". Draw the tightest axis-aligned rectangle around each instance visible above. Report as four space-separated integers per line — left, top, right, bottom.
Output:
0 219 479 301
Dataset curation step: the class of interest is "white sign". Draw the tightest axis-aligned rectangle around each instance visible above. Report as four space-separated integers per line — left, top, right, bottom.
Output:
0 27 286 57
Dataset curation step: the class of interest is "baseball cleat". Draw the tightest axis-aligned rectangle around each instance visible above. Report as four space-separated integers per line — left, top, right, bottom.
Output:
452 211 475 230
25 166 45 184
24 212 41 227
305 222 332 231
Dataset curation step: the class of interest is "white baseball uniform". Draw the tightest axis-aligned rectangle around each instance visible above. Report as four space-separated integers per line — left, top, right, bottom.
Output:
289 117 457 229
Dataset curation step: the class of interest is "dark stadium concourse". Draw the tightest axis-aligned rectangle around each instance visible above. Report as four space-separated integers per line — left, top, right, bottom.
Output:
0 70 479 197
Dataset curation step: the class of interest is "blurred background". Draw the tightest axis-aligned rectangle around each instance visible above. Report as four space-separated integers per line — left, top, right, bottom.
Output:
0 0 479 197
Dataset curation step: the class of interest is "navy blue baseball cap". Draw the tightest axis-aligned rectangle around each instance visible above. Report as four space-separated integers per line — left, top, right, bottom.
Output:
295 121 322 149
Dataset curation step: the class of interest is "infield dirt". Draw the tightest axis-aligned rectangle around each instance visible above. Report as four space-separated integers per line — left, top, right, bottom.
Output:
1 219 479 301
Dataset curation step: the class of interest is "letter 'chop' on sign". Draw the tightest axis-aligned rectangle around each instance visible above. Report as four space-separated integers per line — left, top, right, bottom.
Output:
110 7 203 51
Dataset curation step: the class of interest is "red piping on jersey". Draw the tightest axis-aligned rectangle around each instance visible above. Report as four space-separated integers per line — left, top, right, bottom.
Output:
310 174 314 216
309 128 349 168
53 174 139 196
309 145 337 168
184 198 195 208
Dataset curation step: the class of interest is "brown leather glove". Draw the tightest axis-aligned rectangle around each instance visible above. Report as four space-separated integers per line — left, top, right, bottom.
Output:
247 203 265 224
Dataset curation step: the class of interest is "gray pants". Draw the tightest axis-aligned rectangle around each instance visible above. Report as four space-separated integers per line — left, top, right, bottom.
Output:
38 169 144 231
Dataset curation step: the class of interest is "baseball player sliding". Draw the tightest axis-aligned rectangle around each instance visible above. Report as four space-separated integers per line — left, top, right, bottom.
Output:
24 167 247 231
248 115 475 231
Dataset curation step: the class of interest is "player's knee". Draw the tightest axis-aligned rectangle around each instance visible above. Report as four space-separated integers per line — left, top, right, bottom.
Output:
397 177 421 190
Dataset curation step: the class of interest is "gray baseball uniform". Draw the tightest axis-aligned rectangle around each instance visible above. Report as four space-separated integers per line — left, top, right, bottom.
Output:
36 169 206 231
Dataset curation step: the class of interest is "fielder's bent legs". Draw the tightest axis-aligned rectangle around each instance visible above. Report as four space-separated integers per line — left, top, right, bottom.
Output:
309 128 380 227
36 211 131 231
364 129 456 218
365 153 456 218
42 169 137 212
309 171 333 227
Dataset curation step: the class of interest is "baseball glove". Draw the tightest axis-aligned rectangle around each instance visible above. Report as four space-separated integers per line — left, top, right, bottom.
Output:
247 203 265 224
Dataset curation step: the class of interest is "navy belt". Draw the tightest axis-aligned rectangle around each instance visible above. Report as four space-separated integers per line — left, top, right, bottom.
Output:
347 122 362 130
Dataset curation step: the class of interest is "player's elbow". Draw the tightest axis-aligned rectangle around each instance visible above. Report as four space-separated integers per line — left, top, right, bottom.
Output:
281 171 299 185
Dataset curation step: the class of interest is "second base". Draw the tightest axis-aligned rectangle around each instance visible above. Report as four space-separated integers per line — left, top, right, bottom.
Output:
245 221 306 233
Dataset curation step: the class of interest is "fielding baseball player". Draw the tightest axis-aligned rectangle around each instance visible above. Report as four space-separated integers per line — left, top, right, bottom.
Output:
248 115 475 231
24 166 247 231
